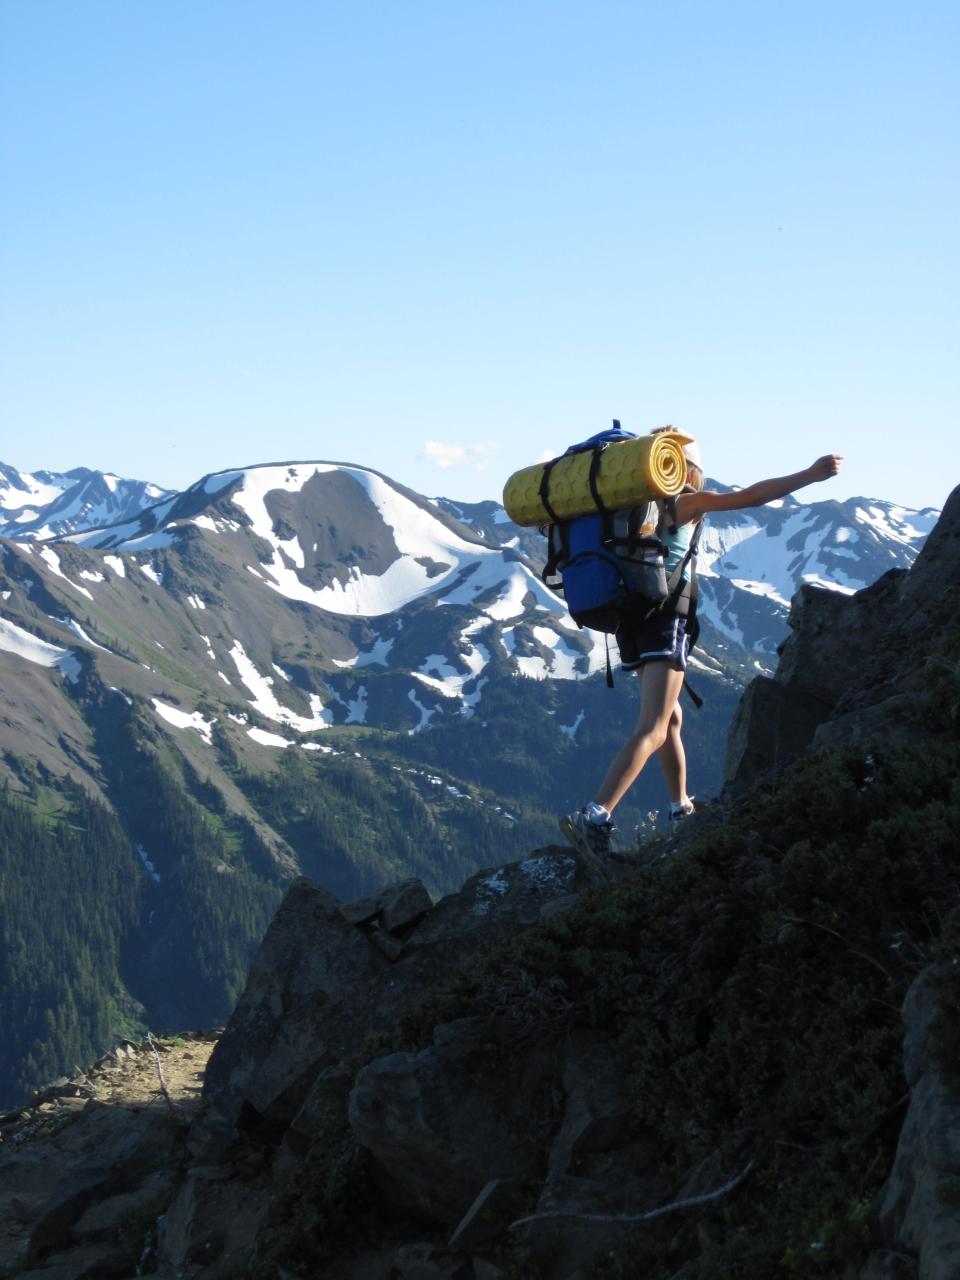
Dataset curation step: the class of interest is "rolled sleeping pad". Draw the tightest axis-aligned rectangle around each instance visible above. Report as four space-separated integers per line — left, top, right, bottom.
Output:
502 431 692 527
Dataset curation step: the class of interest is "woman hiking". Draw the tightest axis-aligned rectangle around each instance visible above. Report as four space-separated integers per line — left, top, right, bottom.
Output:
560 441 843 858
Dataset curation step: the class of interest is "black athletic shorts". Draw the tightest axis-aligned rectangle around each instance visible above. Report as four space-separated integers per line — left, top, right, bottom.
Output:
616 611 689 673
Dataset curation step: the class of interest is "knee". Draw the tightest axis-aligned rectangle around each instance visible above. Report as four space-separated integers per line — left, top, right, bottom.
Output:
670 704 683 732
640 723 670 752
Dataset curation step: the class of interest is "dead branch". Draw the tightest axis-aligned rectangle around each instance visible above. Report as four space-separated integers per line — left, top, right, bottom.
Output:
509 1158 756 1230
146 1032 174 1111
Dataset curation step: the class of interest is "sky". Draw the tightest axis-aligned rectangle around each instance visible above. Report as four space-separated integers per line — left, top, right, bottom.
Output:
1 1 957 513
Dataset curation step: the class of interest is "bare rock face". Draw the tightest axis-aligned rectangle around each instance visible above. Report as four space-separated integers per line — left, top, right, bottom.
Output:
515 1030 672 1273
157 849 598 1277
0 1100 184 1278
201 876 388 1135
349 1018 550 1222
864 970 960 1280
726 483 960 787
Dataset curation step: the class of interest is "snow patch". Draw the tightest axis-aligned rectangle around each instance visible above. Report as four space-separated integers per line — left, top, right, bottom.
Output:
407 689 438 733
140 562 163 586
247 726 294 748
151 699 215 744
559 709 585 741
59 618 110 652
135 843 161 884
344 685 369 725
801 574 857 596
0 617 79 682
103 555 126 577
37 546 94 599
229 640 334 732
331 634 396 668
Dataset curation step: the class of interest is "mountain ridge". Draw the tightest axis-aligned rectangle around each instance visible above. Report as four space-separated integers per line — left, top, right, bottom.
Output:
0 453 940 1111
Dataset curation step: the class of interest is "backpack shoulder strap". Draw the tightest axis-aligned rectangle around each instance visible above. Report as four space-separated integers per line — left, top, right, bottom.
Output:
541 521 567 587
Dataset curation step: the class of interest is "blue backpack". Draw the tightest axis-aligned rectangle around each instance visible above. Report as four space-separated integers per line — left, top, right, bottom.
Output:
540 422 703 685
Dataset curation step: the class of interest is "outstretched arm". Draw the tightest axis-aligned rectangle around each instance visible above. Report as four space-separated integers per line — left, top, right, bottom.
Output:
677 454 842 524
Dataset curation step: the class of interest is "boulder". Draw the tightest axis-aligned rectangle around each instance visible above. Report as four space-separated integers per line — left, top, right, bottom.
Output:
0 1101 183 1276
203 858 587 1145
382 879 434 934
201 877 388 1133
349 1018 550 1223
339 878 433 932
725 674 830 787
156 1158 274 1275
405 850 583 950
875 969 960 1280
547 1031 634 1178
516 1030 671 1276
394 1241 473 1279
70 1168 177 1242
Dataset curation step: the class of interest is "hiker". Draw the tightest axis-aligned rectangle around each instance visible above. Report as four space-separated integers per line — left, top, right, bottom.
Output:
560 445 842 857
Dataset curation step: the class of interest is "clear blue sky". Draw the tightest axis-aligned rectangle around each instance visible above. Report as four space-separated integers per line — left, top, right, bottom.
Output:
2 1 957 511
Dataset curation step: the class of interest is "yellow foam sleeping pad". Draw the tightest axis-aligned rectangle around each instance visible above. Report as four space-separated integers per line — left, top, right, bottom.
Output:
502 431 691 527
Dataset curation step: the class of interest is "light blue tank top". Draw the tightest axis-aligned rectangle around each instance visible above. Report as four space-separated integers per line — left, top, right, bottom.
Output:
661 520 696 580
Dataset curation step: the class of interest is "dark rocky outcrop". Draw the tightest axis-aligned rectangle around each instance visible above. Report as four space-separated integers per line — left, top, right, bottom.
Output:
0 1099 184 1279
155 847 602 1276
859 971 960 1280
726 483 960 787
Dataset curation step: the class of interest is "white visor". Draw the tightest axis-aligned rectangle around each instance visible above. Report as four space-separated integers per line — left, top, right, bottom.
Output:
683 440 702 471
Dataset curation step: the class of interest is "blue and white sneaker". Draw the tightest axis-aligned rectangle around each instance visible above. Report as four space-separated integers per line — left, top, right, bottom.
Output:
668 798 696 821
559 808 617 858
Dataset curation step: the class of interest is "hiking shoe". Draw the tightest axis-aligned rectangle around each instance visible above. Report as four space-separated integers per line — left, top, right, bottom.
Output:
668 799 696 821
559 808 617 858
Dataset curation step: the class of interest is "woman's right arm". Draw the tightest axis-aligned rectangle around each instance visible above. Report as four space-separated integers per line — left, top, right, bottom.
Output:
676 454 842 524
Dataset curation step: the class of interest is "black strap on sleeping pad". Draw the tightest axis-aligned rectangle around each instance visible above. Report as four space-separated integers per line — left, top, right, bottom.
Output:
538 456 562 524
587 446 608 514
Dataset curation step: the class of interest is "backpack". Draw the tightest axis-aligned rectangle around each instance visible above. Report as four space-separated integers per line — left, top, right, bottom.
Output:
540 422 704 694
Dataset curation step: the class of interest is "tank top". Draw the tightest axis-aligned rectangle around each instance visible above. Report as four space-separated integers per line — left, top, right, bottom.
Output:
660 519 696 580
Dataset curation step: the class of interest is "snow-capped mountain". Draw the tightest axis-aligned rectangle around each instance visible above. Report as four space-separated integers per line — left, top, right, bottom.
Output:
1 458 938 711
693 487 938 656
0 462 173 541
0 457 741 826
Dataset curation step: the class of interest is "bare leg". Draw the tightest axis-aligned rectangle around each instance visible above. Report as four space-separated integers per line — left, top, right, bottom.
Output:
658 697 687 805
595 663 686 813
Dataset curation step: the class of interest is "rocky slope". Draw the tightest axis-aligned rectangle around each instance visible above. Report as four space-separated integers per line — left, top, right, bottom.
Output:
1 484 957 1279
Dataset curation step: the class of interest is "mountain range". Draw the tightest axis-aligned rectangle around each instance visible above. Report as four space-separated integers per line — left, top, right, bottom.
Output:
0 454 939 1105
